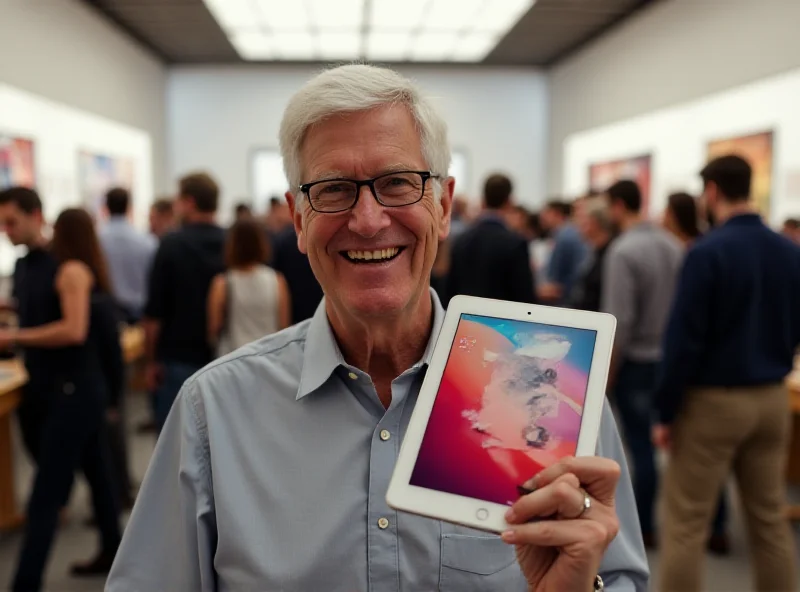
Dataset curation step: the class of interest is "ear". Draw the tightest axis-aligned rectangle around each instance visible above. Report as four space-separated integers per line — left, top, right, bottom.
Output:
285 191 307 254
437 176 456 241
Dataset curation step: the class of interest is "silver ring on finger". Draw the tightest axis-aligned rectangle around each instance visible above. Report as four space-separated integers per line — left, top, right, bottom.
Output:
577 488 591 519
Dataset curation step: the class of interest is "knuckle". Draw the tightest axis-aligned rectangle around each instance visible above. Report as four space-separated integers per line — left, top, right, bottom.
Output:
536 522 556 541
583 520 609 546
554 481 575 501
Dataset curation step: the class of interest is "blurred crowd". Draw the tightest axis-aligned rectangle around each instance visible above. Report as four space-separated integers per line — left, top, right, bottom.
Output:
1 149 799 591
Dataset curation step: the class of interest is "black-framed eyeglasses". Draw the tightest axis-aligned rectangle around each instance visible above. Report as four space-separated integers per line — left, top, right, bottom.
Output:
299 170 440 213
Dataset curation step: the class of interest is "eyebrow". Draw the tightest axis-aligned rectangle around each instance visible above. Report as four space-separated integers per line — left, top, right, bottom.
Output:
306 164 422 184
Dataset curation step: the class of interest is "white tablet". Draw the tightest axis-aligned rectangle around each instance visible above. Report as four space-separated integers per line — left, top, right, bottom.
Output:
387 295 616 533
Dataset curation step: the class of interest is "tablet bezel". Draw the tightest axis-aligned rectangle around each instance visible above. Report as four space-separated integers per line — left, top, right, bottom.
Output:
386 295 617 533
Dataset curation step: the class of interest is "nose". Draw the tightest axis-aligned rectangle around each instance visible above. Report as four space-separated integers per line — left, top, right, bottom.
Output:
348 184 391 238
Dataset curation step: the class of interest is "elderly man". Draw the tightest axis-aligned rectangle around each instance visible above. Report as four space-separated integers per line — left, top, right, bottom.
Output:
106 65 648 591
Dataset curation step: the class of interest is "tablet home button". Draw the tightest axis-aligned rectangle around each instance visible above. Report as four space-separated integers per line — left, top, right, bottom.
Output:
476 508 489 521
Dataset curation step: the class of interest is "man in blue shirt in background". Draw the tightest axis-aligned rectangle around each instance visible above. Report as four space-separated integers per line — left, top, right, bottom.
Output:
654 155 799 592
538 200 588 306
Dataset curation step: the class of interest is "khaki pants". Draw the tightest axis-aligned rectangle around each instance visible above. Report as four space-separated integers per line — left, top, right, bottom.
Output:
659 384 797 592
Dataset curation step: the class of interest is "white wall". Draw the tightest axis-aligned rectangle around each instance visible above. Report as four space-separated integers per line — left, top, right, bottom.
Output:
548 0 800 195
0 0 167 192
562 67 800 226
167 65 549 221
0 84 152 276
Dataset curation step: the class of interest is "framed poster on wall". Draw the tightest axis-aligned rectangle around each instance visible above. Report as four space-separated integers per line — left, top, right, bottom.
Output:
588 154 652 215
707 130 773 220
78 151 135 221
0 135 36 188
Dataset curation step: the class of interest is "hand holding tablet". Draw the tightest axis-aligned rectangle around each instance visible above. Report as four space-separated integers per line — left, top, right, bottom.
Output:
387 295 620 590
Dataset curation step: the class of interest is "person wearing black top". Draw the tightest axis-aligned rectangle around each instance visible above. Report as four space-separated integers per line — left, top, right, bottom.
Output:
654 156 800 592
446 174 536 305
143 172 225 431
271 223 324 324
0 207 122 592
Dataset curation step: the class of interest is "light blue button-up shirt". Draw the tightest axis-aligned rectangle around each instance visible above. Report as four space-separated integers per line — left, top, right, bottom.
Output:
107 291 649 591
98 216 157 318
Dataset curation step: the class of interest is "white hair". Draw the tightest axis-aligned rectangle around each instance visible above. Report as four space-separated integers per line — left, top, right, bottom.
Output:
279 64 451 200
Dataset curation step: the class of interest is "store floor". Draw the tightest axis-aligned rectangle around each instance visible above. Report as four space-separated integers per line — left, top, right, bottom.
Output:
0 393 798 591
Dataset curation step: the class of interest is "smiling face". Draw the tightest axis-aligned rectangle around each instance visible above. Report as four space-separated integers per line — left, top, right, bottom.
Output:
286 104 453 321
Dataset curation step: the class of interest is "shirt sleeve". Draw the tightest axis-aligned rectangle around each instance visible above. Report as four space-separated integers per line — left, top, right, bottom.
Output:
601 248 636 357
546 235 572 286
654 248 713 424
596 401 651 591
106 381 218 592
143 240 170 320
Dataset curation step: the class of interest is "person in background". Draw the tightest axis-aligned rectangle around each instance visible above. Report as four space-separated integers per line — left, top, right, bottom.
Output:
107 63 648 592
654 156 799 592
264 196 293 234
98 188 157 324
448 195 470 240
506 204 531 238
537 200 588 306
661 189 732 554
234 202 253 222
0 208 122 591
601 179 683 549
572 197 614 312
781 217 800 243
526 211 552 277
663 192 702 246
207 219 291 356
447 173 536 304
0 188 55 464
271 223 324 325
148 198 175 239
143 172 225 432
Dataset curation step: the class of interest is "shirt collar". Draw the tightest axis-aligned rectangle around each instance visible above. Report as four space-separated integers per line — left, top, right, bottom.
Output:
723 213 762 227
296 288 445 400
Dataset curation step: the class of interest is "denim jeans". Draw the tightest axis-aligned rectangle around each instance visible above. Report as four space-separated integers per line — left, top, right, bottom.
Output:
615 360 728 537
153 362 203 433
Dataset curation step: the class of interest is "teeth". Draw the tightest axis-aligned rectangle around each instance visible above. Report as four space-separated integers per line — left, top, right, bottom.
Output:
346 247 400 261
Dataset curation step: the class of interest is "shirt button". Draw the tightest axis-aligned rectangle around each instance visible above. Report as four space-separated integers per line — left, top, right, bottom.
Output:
379 429 391 441
377 517 390 529
348 372 358 380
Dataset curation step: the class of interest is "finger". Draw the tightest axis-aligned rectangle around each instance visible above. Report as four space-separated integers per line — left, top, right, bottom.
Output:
527 457 621 503
507 473 581 524
502 514 616 551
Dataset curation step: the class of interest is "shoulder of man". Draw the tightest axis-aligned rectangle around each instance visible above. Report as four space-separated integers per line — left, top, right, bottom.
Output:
182 319 313 394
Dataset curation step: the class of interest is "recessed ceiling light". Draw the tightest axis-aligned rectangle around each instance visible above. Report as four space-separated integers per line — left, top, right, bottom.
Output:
365 32 412 61
409 31 460 62
318 31 362 61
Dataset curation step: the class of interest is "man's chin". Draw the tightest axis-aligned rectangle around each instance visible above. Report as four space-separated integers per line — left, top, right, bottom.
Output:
335 289 415 319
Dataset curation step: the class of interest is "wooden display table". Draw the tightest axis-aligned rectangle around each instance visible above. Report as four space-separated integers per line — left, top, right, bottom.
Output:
0 325 145 531
0 359 28 530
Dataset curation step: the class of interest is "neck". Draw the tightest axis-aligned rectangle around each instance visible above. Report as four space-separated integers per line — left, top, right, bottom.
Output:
327 290 434 406
26 233 47 250
714 201 754 224
185 212 216 225
619 213 642 232
591 233 611 249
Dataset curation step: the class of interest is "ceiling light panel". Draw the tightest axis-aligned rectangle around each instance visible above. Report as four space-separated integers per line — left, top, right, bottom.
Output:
365 32 411 61
271 31 318 60
318 32 362 61
256 0 310 30
423 0 488 32
451 31 497 61
203 0 256 30
369 0 429 30
309 0 365 29
409 31 460 61
231 30 275 60
472 0 534 32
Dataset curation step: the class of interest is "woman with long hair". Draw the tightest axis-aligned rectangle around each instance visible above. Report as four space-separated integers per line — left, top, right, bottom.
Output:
1 208 122 592
664 192 702 245
208 218 291 356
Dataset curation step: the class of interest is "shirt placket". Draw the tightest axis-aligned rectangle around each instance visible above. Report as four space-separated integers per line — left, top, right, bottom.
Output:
364 370 414 592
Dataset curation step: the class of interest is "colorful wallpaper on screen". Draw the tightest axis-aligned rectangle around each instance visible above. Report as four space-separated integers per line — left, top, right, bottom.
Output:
410 314 597 507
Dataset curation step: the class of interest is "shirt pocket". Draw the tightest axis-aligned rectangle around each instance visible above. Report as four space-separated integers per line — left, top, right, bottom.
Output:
439 532 523 591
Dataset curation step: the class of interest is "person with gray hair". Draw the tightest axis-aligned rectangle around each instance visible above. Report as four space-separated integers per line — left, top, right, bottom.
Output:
106 64 648 591
572 196 615 311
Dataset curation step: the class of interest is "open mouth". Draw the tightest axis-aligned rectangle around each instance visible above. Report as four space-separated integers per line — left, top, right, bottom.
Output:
342 246 405 264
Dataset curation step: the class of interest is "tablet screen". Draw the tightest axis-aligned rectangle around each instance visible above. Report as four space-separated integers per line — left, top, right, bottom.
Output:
410 313 597 507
